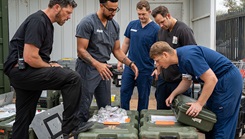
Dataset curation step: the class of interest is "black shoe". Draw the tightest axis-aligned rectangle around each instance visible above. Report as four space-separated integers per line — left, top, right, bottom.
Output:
63 121 94 138
63 134 70 139
72 121 94 135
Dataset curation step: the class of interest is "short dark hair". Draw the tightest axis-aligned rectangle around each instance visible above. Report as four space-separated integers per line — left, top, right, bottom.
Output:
151 6 169 18
136 0 150 11
99 0 118 4
48 0 77 8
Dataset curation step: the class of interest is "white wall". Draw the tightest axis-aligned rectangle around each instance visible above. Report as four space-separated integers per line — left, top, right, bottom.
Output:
191 0 216 49
8 0 215 63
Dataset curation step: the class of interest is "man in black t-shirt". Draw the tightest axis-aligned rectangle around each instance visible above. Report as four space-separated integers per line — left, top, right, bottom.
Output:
3 1 93 138
151 6 197 110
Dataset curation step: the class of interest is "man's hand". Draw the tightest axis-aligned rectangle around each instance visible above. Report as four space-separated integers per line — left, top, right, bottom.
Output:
151 69 159 80
49 62 63 68
95 63 113 80
117 61 123 71
165 94 175 107
186 102 203 117
130 63 138 80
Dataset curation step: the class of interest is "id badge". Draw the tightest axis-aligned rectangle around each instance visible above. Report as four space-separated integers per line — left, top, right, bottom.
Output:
172 36 178 44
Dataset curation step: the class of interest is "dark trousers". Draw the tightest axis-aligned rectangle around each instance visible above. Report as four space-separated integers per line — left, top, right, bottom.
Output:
120 67 153 112
155 75 191 110
8 67 82 139
76 59 111 122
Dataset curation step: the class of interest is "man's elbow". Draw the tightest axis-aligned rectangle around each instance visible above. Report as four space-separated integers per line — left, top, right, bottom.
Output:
23 55 31 64
212 76 218 85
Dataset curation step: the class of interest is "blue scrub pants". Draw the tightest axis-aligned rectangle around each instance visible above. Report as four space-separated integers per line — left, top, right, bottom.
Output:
120 67 153 112
206 66 243 139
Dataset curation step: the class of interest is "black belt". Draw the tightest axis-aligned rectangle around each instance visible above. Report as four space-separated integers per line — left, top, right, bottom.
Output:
78 57 107 63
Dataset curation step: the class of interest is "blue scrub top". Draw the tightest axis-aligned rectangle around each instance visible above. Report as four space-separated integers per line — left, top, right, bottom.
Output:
124 20 159 73
177 45 233 81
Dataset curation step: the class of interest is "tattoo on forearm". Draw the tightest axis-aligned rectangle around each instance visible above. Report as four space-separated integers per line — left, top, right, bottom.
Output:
81 51 92 64
122 56 127 64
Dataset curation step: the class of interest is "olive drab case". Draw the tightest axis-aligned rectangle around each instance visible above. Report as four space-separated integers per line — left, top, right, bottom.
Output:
172 94 217 132
77 110 138 139
139 109 198 139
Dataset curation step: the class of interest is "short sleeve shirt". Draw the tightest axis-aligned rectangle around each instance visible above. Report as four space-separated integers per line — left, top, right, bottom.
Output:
158 21 196 82
177 45 233 81
4 10 53 75
76 13 120 62
124 20 160 73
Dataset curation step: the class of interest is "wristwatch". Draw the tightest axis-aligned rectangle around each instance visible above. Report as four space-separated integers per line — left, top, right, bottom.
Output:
129 61 135 68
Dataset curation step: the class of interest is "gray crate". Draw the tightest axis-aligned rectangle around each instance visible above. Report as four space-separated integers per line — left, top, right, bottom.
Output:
0 92 14 107
0 92 15 122
30 104 63 139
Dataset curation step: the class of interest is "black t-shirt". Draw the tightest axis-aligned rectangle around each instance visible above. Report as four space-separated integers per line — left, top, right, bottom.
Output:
4 10 53 75
158 21 196 82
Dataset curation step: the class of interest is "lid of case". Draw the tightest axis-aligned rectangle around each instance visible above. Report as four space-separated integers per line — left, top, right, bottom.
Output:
172 94 217 123
178 104 217 123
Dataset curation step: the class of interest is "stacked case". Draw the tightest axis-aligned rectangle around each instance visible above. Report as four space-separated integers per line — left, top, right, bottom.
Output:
78 110 139 139
0 116 37 139
57 58 76 71
139 109 198 139
37 90 60 109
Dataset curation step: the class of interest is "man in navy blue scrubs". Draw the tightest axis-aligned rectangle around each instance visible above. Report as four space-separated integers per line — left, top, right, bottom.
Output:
150 41 243 139
117 0 160 111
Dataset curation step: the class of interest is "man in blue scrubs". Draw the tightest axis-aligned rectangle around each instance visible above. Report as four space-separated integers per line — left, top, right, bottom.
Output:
117 0 160 111
150 41 243 139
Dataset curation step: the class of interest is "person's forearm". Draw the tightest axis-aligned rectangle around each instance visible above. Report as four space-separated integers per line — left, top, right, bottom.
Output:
197 80 216 106
197 69 218 106
24 54 50 68
114 49 133 67
78 49 99 67
171 79 192 97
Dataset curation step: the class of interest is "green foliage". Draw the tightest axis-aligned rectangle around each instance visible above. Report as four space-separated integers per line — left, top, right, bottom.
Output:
224 0 238 9
223 0 245 13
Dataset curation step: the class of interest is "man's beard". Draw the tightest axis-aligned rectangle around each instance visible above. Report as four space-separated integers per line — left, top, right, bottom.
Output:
103 13 113 20
55 11 65 26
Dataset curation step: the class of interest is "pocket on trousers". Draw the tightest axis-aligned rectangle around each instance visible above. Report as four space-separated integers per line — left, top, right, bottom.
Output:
212 99 235 119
